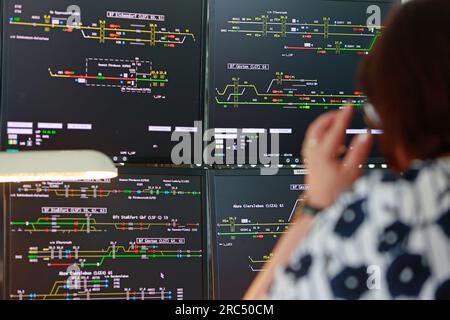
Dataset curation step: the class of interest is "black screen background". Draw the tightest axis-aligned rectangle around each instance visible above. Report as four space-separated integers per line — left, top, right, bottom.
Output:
212 172 305 299
6 171 206 300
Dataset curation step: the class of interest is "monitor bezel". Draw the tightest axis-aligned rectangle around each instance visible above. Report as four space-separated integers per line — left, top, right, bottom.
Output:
2 165 210 300
0 0 208 165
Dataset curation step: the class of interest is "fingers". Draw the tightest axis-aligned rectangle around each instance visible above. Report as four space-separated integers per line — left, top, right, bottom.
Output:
322 107 355 157
343 133 374 179
302 111 339 157
304 111 339 143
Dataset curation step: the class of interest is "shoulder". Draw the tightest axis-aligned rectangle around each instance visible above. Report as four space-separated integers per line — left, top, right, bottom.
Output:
322 159 450 230
312 160 450 244
270 159 450 299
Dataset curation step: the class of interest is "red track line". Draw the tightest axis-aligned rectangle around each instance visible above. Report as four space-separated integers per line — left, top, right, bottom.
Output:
285 46 318 50
59 74 138 82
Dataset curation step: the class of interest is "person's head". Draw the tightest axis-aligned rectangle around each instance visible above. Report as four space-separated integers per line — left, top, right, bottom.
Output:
358 0 450 171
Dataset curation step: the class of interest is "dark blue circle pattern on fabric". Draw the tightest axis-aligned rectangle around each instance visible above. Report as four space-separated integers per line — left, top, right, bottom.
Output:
334 199 367 238
382 172 398 183
437 208 450 238
435 279 450 300
386 253 431 298
402 168 421 182
330 266 369 300
378 221 411 253
285 254 313 280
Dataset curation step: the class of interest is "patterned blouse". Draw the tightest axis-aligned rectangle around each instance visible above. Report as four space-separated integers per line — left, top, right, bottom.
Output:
269 158 450 300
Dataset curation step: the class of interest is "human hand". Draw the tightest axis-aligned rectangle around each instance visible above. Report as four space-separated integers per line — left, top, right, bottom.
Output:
302 107 374 209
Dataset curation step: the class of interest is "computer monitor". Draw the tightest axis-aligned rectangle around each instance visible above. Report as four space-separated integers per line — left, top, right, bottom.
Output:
1 0 205 163
210 169 306 299
210 165 391 300
4 167 207 300
208 0 400 164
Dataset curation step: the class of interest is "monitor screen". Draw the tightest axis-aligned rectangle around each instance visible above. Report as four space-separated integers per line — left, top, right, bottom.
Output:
1 0 205 163
209 0 399 164
211 169 306 299
5 168 206 300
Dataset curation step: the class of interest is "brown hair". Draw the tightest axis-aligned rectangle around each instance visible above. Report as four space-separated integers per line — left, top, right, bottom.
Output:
358 0 450 169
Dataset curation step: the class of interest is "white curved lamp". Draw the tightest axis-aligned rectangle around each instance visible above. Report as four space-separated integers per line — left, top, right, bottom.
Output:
0 150 118 183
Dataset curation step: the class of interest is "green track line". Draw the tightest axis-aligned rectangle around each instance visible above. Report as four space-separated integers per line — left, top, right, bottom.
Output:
323 32 380 52
216 101 365 107
28 253 202 267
